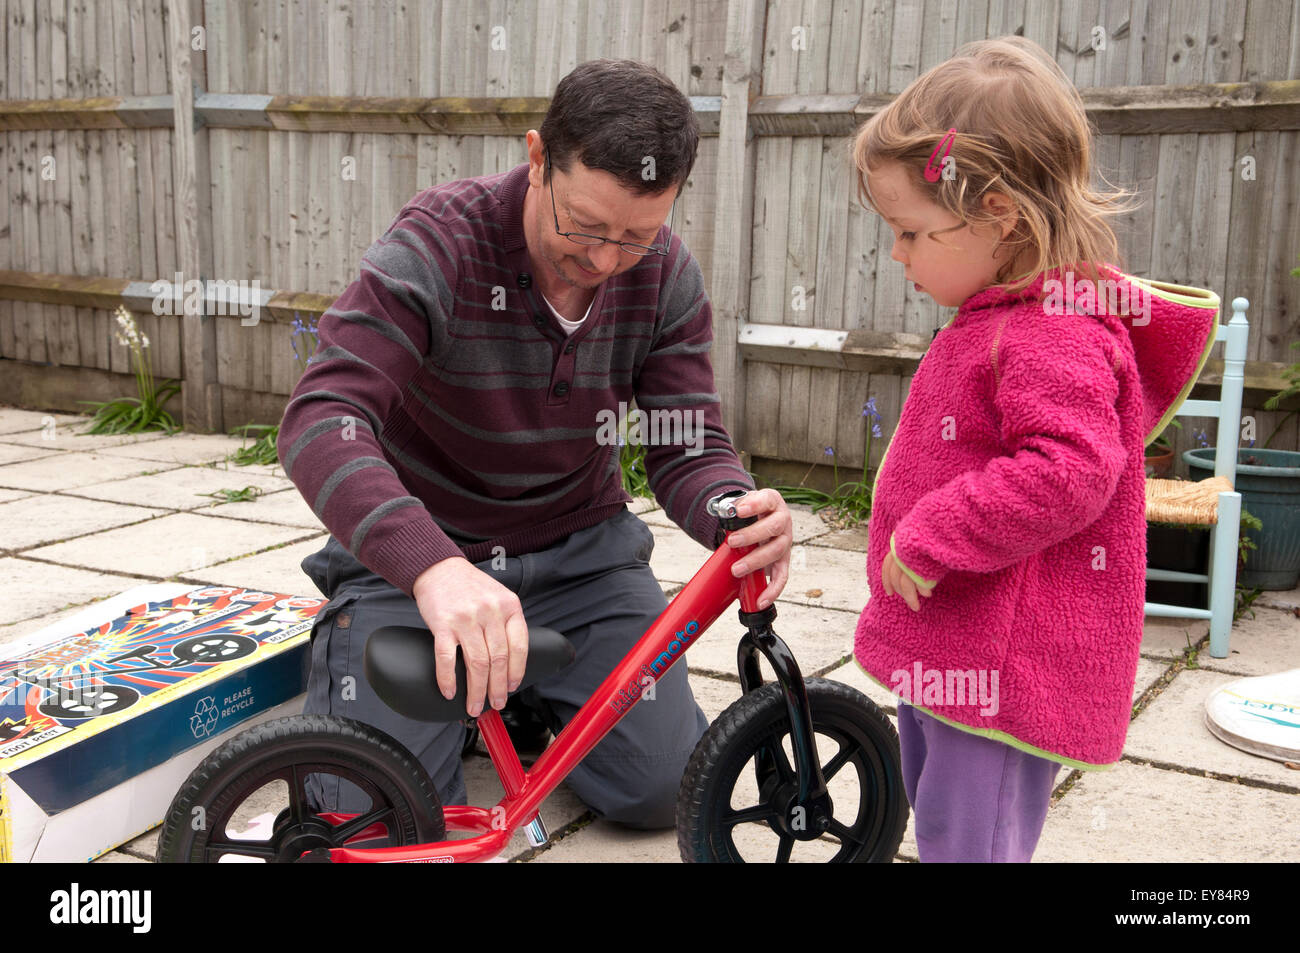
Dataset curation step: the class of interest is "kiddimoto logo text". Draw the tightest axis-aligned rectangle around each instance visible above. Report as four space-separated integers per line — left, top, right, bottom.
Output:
608 620 699 714
1041 271 1151 326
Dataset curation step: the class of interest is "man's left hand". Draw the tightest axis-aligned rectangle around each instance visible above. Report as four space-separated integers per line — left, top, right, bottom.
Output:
723 489 794 610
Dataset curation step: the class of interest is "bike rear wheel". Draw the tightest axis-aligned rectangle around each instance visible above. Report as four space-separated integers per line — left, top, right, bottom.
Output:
157 714 445 863
677 678 907 863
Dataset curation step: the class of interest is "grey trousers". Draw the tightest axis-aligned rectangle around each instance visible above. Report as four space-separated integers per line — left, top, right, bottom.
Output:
299 507 709 830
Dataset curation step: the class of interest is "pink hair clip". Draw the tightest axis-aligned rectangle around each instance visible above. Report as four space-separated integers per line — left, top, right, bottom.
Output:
923 128 957 183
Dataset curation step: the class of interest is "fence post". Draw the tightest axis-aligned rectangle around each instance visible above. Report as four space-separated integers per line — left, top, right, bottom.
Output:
168 0 221 433
710 0 764 449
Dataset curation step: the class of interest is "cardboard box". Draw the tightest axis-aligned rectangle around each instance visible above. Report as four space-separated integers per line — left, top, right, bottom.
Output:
0 583 325 862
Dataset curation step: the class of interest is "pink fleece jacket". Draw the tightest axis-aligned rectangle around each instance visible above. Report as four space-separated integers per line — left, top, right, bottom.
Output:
854 268 1220 768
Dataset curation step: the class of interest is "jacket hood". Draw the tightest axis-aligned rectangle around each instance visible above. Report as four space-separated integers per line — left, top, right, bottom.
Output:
957 267 1220 448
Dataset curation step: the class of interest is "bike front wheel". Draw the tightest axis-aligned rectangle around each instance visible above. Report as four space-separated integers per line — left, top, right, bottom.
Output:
677 678 907 862
157 714 446 863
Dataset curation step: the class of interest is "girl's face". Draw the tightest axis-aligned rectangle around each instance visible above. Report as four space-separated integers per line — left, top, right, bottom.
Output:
866 161 1018 308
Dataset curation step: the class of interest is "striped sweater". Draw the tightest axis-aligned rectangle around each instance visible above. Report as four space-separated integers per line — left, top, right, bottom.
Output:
278 162 752 598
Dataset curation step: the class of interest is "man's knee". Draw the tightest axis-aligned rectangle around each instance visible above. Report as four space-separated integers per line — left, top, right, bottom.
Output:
581 755 688 830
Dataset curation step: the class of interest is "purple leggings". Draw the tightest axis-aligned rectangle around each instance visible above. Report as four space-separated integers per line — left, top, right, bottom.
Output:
897 702 1062 862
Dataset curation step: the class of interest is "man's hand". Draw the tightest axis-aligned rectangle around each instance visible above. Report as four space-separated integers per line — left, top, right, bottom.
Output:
411 557 528 718
723 489 794 610
881 550 935 612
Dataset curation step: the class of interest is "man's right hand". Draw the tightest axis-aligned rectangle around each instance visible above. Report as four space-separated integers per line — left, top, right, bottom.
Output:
411 557 529 718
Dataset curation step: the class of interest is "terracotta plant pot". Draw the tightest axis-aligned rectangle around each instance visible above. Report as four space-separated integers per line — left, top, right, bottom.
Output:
1144 445 1175 479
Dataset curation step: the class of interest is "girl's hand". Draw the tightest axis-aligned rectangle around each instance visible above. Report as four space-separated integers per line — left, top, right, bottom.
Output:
881 551 935 612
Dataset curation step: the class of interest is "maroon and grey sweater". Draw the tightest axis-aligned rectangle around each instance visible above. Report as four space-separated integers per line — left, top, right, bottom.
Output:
278 162 753 598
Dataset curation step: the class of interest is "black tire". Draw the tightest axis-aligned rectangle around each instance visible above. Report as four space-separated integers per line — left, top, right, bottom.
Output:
677 678 907 863
172 634 259 664
156 714 446 862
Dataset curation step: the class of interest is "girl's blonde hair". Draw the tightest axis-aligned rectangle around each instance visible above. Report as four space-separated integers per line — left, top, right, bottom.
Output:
852 36 1133 293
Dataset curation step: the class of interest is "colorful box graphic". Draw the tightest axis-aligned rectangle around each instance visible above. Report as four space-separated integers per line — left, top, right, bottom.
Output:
0 583 325 862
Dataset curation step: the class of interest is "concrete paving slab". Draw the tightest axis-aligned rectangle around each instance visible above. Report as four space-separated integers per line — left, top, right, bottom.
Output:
532 817 679 862
119 826 161 859
685 671 746 724
0 443 59 465
1256 583 1300 614
0 602 108 649
1195 605 1300 676
1036 759 1300 862
0 451 178 492
788 505 832 545
0 558 142 627
1140 615 1208 661
811 523 871 552
1125 667 1300 787
210 487 324 529
22 512 309 579
0 408 87 434
71 466 293 511
0 495 168 551
232 462 287 479
1133 656 1173 704
91 850 150 863
639 507 678 529
3 428 169 452
784 544 869 613
93 432 255 466
189 534 330 597
686 601 858 680
626 496 658 516
647 522 713 584
459 754 590 859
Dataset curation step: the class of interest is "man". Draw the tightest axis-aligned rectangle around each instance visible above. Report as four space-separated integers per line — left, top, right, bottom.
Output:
280 59 792 829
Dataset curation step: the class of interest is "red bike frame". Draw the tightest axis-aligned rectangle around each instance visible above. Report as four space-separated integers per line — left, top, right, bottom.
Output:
323 534 768 862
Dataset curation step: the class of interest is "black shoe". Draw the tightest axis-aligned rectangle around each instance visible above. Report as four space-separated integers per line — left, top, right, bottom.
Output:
499 694 553 753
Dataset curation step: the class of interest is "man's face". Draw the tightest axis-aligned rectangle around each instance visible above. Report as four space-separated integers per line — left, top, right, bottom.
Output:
525 135 678 291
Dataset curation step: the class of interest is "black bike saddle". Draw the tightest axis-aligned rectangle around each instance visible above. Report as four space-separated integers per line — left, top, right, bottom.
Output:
363 625 575 723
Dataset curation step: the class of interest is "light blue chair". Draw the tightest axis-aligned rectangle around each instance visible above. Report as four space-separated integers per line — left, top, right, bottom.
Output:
1144 297 1250 659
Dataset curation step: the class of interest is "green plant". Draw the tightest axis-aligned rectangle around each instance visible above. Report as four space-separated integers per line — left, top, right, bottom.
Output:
1148 418 1183 453
1234 582 1263 624
199 486 265 503
773 398 884 528
620 440 652 498
78 306 180 435
227 423 281 467
1237 505 1262 572
1260 254 1300 448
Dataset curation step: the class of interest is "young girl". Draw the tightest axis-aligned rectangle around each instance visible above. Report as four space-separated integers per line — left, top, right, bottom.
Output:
851 37 1220 862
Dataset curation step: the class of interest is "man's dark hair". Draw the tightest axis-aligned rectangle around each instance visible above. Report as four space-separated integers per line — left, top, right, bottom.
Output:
540 59 699 194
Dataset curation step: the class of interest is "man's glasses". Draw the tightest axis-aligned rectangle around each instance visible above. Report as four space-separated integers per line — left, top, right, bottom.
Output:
545 148 674 257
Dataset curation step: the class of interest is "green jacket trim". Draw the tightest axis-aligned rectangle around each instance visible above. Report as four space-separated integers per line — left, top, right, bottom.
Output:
1132 279 1221 449
889 532 938 589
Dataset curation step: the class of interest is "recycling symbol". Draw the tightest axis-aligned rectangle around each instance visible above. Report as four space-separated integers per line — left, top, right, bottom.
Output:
191 696 219 739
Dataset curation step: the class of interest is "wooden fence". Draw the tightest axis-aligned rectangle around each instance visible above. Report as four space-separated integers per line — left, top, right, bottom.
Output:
1 0 1298 483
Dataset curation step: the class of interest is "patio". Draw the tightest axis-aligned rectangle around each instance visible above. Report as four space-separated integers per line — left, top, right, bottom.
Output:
0 406 1296 863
